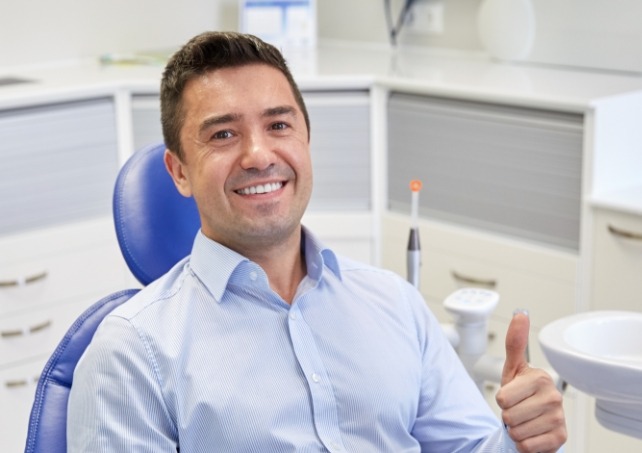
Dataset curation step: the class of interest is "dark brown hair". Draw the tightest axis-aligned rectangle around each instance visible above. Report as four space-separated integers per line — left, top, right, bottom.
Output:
160 31 310 160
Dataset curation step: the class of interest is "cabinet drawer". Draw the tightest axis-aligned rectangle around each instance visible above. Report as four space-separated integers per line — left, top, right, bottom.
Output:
0 356 47 453
381 212 577 367
0 218 129 317
0 297 99 367
591 208 642 312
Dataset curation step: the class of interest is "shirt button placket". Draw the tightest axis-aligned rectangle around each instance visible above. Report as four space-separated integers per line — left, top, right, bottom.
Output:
287 302 345 453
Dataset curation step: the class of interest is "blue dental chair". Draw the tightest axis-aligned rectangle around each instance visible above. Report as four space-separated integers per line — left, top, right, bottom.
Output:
23 143 200 453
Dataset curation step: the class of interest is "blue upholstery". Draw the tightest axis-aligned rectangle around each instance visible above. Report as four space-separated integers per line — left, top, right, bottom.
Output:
113 143 200 285
24 289 139 453
24 142 198 452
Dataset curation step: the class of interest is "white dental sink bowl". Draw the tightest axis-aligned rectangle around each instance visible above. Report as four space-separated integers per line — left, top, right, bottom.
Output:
539 311 642 439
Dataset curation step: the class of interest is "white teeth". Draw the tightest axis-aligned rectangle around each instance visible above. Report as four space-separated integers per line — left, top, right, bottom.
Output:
237 182 283 195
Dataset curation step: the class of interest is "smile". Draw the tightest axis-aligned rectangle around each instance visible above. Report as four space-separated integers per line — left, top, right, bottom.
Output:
236 182 283 195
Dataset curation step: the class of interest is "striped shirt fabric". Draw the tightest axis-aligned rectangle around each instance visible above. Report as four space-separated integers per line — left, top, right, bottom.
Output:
67 227 519 452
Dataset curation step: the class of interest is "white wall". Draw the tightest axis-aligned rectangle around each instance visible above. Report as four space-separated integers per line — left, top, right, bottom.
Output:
3 0 642 74
0 0 238 68
317 0 642 74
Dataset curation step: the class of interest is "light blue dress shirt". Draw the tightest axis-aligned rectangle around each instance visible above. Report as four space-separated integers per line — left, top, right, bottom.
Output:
68 227 518 452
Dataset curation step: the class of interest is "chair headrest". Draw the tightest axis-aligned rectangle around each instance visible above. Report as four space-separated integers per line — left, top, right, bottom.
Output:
113 143 200 285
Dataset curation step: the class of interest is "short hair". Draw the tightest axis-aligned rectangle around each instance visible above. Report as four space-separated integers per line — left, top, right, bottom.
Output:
160 31 310 160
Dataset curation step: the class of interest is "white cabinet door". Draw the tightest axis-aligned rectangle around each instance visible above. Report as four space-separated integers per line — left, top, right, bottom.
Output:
0 217 132 451
0 357 46 453
0 98 119 235
381 213 577 368
0 96 126 451
387 93 583 250
591 208 642 312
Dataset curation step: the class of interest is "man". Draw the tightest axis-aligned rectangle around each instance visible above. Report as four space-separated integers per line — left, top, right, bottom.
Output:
68 31 566 452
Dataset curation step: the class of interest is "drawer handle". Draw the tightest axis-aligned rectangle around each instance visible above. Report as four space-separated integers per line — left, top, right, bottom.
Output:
0 328 23 338
29 319 53 333
451 271 497 288
5 374 40 389
608 224 642 241
1 319 52 338
5 379 29 388
0 270 48 288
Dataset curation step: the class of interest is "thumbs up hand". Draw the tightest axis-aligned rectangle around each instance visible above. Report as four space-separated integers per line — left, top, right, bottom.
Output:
495 312 567 453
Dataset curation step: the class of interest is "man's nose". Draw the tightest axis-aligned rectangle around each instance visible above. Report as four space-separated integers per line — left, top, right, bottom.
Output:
241 133 275 171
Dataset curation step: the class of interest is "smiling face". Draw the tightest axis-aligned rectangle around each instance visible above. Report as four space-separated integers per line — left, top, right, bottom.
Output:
164 64 312 254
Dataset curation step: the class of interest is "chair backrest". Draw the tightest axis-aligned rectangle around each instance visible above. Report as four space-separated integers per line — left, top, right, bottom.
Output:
113 142 201 285
24 289 139 453
24 142 200 452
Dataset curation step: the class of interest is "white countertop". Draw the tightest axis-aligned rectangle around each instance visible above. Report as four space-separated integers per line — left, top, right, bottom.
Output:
3 41 642 112
590 187 642 217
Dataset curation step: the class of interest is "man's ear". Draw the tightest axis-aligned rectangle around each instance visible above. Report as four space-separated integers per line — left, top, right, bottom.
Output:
164 149 193 198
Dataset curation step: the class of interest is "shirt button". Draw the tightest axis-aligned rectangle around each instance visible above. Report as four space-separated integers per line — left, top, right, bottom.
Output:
289 312 296 320
249 271 258 281
311 373 321 383
330 442 341 451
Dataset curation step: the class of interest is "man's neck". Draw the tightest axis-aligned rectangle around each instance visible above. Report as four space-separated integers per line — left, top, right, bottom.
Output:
239 230 307 304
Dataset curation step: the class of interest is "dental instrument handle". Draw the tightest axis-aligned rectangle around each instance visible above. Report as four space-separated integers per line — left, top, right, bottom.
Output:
407 180 422 288
407 228 421 288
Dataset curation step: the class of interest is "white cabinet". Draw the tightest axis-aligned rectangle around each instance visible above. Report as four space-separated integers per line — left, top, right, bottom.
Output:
386 93 584 250
0 358 46 453
382 213 577 364
0 218 131 452
383 92 581 351
0 98 120 236
382 88 642 452
130 94 164 151
591 208 642 312
582 207 642 452
0 97 131 452
381 212 579 447
382 92 583 451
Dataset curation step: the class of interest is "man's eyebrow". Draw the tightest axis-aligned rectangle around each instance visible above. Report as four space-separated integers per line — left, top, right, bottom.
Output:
263 105 297 118
199 113 241 134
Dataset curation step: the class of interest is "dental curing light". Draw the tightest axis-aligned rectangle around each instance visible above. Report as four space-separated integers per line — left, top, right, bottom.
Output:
407 180 422 289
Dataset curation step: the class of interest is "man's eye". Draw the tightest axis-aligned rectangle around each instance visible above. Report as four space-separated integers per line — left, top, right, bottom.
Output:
271 122 288 131
213 130 233 140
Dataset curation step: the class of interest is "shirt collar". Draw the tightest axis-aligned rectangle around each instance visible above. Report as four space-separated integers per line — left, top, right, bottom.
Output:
301 225 341 281
188 226 341 303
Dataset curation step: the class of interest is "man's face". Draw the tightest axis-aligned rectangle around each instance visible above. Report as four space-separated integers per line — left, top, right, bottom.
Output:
165 64 312 252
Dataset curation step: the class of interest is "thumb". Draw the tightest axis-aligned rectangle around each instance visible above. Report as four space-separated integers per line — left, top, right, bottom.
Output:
502 310 530 386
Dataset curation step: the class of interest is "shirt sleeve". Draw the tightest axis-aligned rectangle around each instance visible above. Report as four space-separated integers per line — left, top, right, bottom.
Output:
401 281 519 453
67 314 178 452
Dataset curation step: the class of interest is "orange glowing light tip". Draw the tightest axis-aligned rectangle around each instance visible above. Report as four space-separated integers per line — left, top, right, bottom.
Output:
410 180 423 193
